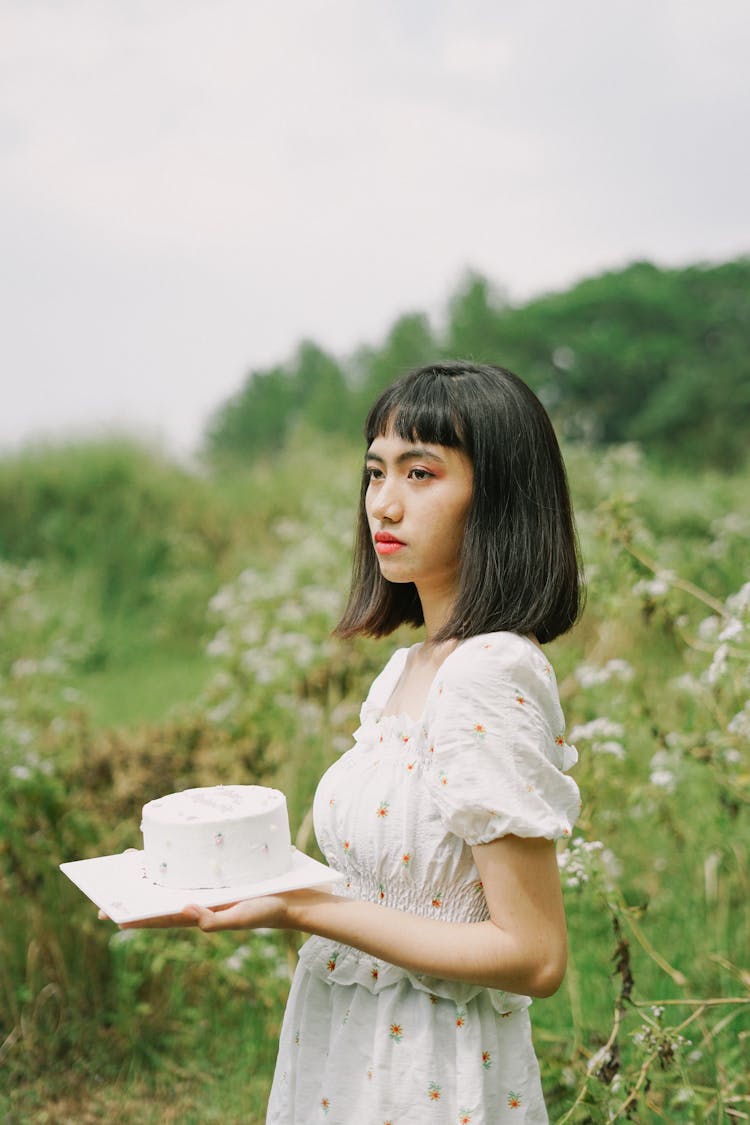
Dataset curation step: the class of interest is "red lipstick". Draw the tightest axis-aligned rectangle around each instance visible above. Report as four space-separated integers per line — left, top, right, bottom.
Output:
374 531 406 555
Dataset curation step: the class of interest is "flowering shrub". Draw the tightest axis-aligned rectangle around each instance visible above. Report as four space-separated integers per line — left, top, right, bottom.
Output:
543 446 750 1121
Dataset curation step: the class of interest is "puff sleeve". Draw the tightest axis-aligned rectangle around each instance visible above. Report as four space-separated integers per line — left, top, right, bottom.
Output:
422 634 581 845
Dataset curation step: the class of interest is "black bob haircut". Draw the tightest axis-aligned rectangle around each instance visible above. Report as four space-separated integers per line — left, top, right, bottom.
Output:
334 360 583 645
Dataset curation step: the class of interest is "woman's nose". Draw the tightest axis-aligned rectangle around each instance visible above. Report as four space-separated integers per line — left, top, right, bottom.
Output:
370 479 403 522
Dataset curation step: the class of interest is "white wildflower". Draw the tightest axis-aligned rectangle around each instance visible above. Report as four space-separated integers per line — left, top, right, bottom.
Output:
224 944 252 972
728 704 750 738
240 622 263 645
595 740 626 759
718 617 744 643
568 718 625 742
586 1044 612 1074
670 673 699 694
557 837 610 889
575 659 634 688
697 615 721 641
206 697 239 724
11 658 38 678
704 643 729 686
208 588 235 614
206 630 232 658
632 574 672 599
726 581 750 616
650 769 676 792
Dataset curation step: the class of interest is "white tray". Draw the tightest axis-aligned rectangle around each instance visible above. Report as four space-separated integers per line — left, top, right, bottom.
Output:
60 847 341 924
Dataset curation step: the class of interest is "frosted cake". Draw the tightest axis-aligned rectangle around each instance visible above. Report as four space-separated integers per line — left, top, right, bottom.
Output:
141 785 292 889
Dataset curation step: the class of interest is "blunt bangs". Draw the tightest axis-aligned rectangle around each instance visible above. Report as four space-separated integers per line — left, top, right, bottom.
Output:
365 368 467 452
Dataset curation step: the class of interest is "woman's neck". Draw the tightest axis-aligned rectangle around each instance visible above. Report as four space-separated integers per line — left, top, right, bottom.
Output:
418 580 459 643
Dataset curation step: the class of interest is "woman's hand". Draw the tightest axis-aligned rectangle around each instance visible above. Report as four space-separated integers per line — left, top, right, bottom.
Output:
99 889 328 932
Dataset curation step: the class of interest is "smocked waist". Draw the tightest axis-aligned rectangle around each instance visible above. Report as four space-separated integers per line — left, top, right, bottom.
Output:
332 872 491 923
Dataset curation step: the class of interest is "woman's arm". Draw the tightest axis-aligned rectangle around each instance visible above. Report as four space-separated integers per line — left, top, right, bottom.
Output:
128 834 568 999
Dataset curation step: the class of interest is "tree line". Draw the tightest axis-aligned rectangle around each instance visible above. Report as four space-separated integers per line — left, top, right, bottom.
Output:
204 258 750 469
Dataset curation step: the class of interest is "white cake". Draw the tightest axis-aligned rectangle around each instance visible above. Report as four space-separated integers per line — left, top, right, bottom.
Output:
141 785 292 889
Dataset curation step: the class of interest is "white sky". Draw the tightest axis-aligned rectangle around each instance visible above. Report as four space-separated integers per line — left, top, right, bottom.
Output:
2 1 748 456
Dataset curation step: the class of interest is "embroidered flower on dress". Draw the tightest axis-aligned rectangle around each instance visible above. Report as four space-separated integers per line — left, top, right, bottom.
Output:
389 1023 403 1042
455 1009 466 1028
459 1112 473 1124
431 891 443 909
482 1050 492 1070
326 953 338 972
376 801 390 818
402 853 411 867
428 1082 442 1101
507 1091 522 1108
321 1097 331 1114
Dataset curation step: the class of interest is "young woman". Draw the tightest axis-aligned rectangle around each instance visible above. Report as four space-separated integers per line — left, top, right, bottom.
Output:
124 361 583 1123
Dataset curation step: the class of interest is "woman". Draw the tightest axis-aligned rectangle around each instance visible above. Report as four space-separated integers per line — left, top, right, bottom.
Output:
127 361 583 1123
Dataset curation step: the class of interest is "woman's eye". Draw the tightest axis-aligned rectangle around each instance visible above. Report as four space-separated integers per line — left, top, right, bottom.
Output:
409 468 433 481
365 466 383 481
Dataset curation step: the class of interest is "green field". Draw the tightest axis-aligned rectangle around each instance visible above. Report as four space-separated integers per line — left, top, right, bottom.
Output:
1 433 748 1123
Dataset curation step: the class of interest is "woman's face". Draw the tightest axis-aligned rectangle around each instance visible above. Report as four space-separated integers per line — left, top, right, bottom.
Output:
364 428 474 600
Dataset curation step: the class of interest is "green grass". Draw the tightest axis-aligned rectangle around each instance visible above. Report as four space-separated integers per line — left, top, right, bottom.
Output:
70 636 213 729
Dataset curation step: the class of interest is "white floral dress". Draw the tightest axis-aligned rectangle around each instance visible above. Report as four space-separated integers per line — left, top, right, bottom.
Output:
266 632 581 1125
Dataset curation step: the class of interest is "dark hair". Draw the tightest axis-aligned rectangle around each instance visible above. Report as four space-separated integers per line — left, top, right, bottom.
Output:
335 360 583 645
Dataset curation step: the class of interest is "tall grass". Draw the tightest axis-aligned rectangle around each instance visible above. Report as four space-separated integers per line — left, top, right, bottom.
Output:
1 434 748 1122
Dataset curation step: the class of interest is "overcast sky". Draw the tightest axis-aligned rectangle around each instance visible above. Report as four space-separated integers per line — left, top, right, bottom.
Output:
2 1 748 456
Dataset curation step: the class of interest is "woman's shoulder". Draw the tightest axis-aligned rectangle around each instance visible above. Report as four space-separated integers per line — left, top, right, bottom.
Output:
429 631 562 719
441 631 554 682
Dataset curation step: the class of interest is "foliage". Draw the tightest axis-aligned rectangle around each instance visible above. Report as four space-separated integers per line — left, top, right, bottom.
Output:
204 257 750 471
0 439 235 619
1 434 748 1123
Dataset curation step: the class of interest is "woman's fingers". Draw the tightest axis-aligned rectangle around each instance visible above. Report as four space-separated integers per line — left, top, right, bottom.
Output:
117 908 202 930
187 897 280 932
97 891 297 931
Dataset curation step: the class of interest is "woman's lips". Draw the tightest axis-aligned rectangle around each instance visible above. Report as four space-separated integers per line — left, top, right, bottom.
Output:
374 532 406 555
